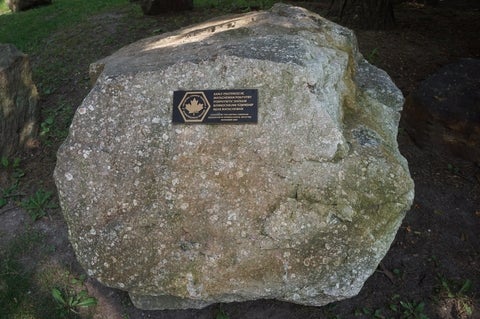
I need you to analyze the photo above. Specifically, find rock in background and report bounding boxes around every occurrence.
[55,4,414,310]
[402,58,480,165]
[0,43,39,158]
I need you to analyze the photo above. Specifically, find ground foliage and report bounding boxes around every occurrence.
[0,0,479,318]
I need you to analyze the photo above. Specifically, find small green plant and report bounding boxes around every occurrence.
[322,303,342,318]
[447,163,460,175]
[21,189,57,221]
[39,103,74,146]
[215,309,230,319]
[52,287,97,315]
[0,196,6,207]
[355,307,385,318]
[440,277,472,298]
[1,156,8,168]
[1,183,22,208]
[52,274,97,316]
[398,301,428,319]
[393,268,402,277]
[366,47,379,64]
[0,156,22,172]
[40,115,55,138]
[437,277,474,317]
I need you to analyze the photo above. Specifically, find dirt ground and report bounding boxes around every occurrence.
[1,1,479,318]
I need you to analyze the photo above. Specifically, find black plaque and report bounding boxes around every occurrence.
[172,89,258,124]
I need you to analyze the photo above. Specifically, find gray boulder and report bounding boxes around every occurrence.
[0,44,39,157]
[55,4,414,310]
[6,0,52,12]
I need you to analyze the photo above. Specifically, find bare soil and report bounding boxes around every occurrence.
[1,1,479,318]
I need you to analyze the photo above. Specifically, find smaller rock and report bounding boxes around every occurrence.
[140,0,193,15]
[402,59,480,164]
[0,44,39,157]
[6,0,51,12]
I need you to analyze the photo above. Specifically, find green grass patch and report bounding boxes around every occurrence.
[0,156,25,209]
[21,189,57,221]
[0,227,88,318]
[0,229,46,318]
[39,101,74,145]
[0,257,34,317]
[0,0,130,53]
[0,0,274,54]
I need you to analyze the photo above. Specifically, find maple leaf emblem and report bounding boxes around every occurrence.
[185,97,204,115]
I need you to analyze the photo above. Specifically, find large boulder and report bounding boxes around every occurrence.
[55,4,414,310]
[6,0,52,12]
[402,58,480,164]
[0,44,39,158]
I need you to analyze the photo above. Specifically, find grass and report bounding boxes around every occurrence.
[0,256,34,317]
[0,229,53,319]
[353,293,431,319]
[51,275,97,316]
[215,308,231,319]
[0,224,91,318]
[0,0,130,53]
[20,189,57,221]
[0,0,275,54]
[436,276,475,317]
[0,156,25,209]
[39,101,74,146]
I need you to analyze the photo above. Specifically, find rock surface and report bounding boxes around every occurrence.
[6,0,51,12]
[0,43,39,157]
[55,4,414,310]
[402,58,480,164]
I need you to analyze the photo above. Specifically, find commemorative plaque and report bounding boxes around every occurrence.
[172,89,258,124]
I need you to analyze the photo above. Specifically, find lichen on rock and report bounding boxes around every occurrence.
[54,3,414,310]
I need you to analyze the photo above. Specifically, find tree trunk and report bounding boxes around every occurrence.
[328,0,396,30]
[141,0,193,15]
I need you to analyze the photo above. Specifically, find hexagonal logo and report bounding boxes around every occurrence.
[177,91,211,123]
